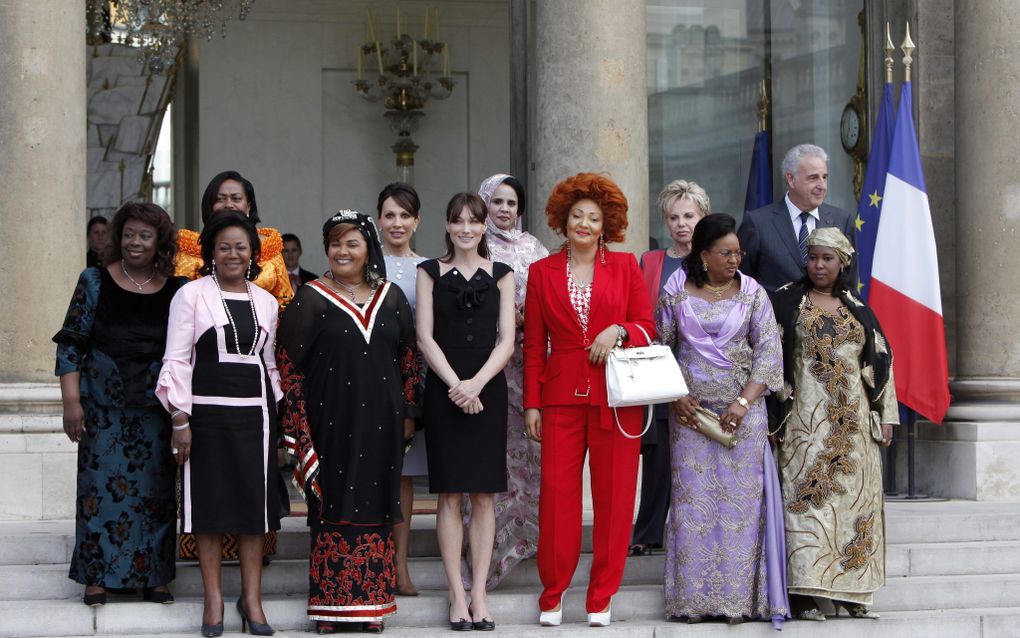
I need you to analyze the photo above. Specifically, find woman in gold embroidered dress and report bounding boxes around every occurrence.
[174,171,293,562]
[771,228,898,621]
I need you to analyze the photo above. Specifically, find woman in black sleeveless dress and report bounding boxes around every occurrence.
[417,193,515,630]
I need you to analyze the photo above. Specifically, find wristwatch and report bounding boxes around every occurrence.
[736,397,750,409]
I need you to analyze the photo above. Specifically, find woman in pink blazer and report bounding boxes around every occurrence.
[157,212,283,637]
[523,173,655,627]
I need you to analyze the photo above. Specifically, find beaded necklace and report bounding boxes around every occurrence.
[212,271,260,358]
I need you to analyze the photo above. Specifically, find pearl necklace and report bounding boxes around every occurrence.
[121,261,155,291]
[212,272,260,358]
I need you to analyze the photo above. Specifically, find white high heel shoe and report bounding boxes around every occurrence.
[587,603,611,627]
[539,594,564,627]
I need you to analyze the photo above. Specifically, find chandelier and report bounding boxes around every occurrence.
[353,7,455,184]
[87,0,255,73]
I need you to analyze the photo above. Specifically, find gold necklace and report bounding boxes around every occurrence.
[703,279,733,300]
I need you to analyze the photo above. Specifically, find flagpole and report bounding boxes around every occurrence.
[881,22,899,497]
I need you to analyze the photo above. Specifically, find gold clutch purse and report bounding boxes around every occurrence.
[693,407,737,449]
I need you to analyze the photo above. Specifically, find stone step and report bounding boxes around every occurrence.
[877,572,1020,612]
[4,594,1020,638]
[5,571,1020,636]
[13,534,1020,602]
[886,539,1020,577]
[0,551,669,601]
[6,501,1020,566]
[11,531,1020,602]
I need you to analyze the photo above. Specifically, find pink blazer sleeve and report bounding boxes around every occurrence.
[258,290,284,403]
[156,282,197,414]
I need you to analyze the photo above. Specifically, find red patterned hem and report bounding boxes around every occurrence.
[309,603,397,622]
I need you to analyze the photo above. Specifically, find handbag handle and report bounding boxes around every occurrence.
[627,323,652,346]
[613,405,653,439]
[612,323,656,439]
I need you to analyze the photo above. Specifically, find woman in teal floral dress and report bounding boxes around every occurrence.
[55,203,182,606]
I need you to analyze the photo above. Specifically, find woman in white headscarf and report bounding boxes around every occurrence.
[462,173,549,590]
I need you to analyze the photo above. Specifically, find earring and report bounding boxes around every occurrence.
[702,260,709,272]
[246,260,253,280]
[598,235,606,264]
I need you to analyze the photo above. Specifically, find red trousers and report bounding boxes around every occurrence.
[537,405,642,613]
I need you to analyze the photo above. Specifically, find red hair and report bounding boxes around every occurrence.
[544,173,629,243]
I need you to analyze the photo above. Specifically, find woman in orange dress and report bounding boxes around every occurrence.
[175,171,293,306]
[174,170,293,562]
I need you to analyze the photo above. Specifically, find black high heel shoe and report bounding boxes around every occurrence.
[201,602,224,637]
[82,588,107,607]
[236,598,275,636]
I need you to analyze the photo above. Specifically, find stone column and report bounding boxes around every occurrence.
[913,0,1020,500]
[532,0,649,255]
[0,0,87,382]
[0,0,86,519]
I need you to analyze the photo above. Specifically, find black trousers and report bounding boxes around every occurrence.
[630,416,670,546]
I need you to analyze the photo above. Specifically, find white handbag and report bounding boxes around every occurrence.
[606,325,689,439]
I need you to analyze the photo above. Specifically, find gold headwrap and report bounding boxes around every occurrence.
[806,227,854,267]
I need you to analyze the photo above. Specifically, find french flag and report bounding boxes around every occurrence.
[869,82,951,423]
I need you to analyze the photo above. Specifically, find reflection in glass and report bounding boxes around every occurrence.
[646,1,862,249]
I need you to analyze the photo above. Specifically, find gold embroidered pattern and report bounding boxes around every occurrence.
[840,513,875,571]
[788,305,866,514]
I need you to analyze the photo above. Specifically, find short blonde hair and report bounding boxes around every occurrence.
[657,179,710,220]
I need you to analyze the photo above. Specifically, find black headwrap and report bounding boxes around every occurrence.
[322,210,387,285]
[769,280,893,440]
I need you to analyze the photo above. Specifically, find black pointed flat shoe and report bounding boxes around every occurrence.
[142,587,175,604]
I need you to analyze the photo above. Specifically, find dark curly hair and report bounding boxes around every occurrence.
[544,173,628,243]
[104,202,178,278]
[683,213,737,287]
[200,170,259,225]
[376,182,421,218]
[440,192,490,262]
[198,211,263,280]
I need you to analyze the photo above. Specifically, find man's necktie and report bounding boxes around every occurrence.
[798,212,811,264]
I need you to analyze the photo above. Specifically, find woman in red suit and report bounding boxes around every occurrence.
[523,173,655,627]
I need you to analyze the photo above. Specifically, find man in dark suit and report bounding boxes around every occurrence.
[282,233,318,290]
[738,144,857,296]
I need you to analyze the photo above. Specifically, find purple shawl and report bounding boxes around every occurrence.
[660,267,762,369]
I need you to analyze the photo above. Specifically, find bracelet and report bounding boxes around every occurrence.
[170,409,186,419]
[172,422,190,431]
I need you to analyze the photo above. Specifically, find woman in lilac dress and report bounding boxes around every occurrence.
[461,173,549,591]
[655,214,788,628]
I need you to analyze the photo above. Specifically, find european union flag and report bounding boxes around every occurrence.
[856,83,896,300]
[743,130,773,213]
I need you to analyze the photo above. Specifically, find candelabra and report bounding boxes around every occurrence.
[353,7,455,184]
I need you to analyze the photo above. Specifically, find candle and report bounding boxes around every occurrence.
[412,41,418,76]
[357,47,363,80]
[443,44,450,77]
[424,7,430,40]
[366,8,377,42]
[434,8,440,41]
[396,6,401,38]
[376,41,384,74]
